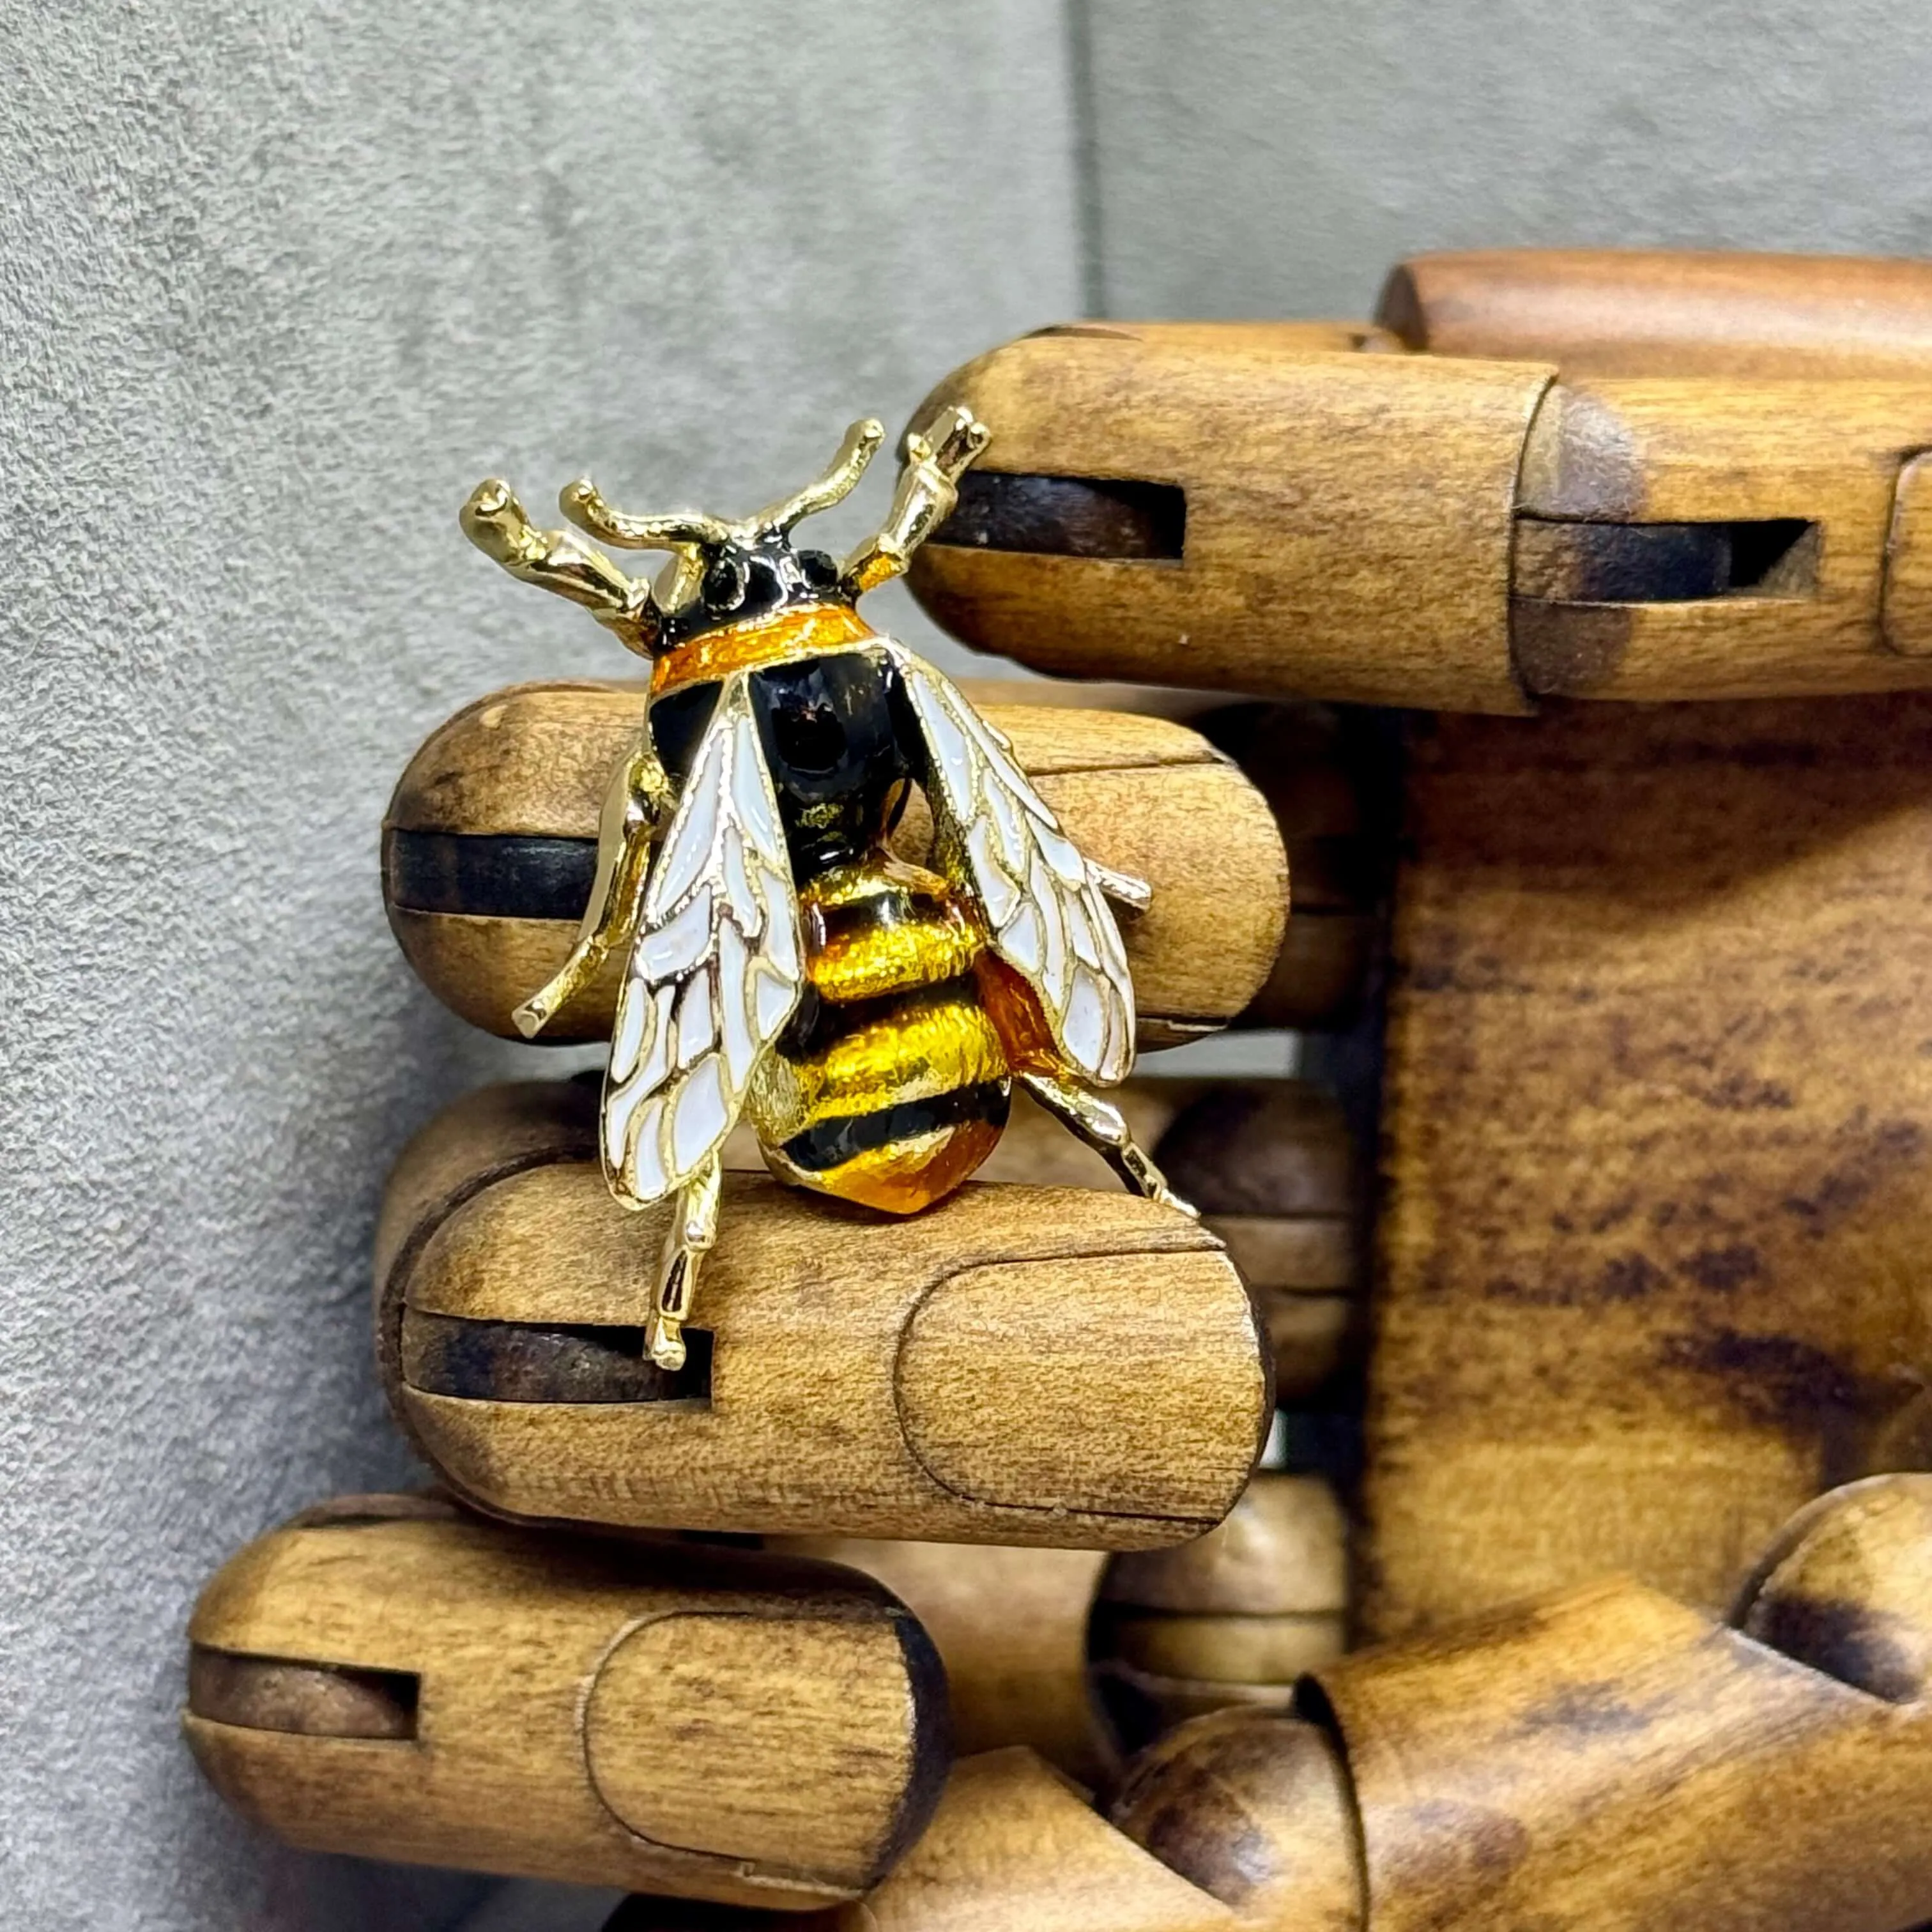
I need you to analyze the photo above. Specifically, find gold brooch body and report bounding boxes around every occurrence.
[463,408,1190,1367]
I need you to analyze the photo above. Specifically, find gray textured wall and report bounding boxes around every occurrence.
[0,6,1076,1927]
[1080,0,1932,318]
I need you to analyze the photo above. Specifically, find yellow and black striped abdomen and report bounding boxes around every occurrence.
[749,852,1011,1215]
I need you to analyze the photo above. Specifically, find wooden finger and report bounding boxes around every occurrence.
[906,310,1932,709]
[383,684,1287,1048]
[1111,1475,1932,1932]
[1199,704,1391,1035]
[379,1082,1271,1548]
[1379,248,1932,379]
[1514,372,1932,698]
[185,1500,948,1907]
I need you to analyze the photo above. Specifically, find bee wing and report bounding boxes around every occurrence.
[884,641,1137,1087]
[602,674,803,1205]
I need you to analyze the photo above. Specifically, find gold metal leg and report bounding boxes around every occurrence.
[647,1156,721,1370]
[511,741,670,1038]
[1018,1072,1198,1216]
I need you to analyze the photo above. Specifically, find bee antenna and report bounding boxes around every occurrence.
[751,419,886,537]
[560,478,732,553]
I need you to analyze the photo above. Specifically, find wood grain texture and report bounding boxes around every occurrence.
[1321,1496,1932,1931]
[383,683,1287,1048]
[1381,249,1932,379]
[1091,1475,1349,1753]
[773,1539,1112,1786]
[1156,1085,1364,1399]
[602,1480,1932,1932]
[372,1077,598,1300]
[185,1503,946,1906]
[602,1749,1242,1932]
[1110,1713,1363,1932]
[1369,697,1932,1638]
[906,331,1547,712]
[379,1081,1269,1548]
[1202,705,1388,1034]
[1514,374,1932,700]
[1109,1476,1932,1932]
[854,1749,1240,1932]
[903,298,1932,711]
[1736,1473,1932,1704]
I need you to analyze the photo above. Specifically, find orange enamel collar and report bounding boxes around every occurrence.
[650,602,874,699]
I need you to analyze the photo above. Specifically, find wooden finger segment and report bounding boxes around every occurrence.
[603,1749,1240,1932]
[1379,248,1932,379]
[772,1538,1114,1788]
[1153,1084,1364,1399]
[853,1749,1241,1932]
[1199,705,1390,1036]
[1737,1473,1932,1703]
[1091,1474,1349,1752]
[906,327,1548,712]
[1110,1713,1365,1932]
[379,1082,1270,1548]
[1514,374,1932,698]
[184,1498,947,1907]
[1318,1583,1932,1928]
[383,684,1287,1048]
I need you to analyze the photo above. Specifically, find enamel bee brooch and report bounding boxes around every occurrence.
[462,406,1190,1368]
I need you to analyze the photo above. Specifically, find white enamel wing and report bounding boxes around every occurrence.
[602,674,803,1206]
[883,640,1138,1086]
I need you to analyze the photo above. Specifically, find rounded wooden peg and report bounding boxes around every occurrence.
[379,1082,1272,1548]
[1379,248,1932,379]
[1735,1473,1932,1704]
[1091,1474,1349,1753]
[1109,1711,1364,1932]
[1153,1085,1362,1400]
[382,682,1287,1051]
[185,1498,948,1908]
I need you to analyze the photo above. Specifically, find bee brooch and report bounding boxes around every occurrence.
[462,406,1191,1368]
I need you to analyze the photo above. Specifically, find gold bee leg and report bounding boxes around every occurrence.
[510,742,670,1039]
[1018,1072,1198,1216]
[647,1155,721,1370]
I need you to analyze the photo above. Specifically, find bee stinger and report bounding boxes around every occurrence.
[460,405,1193,1370]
